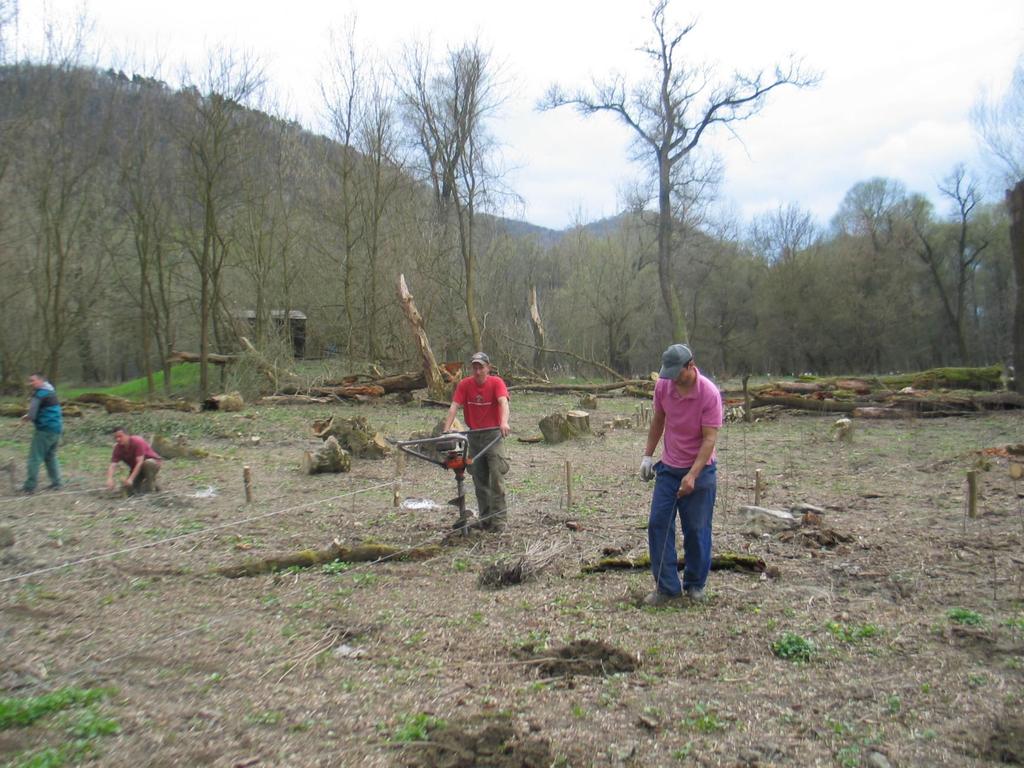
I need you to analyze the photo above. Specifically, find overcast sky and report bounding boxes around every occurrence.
[17,1,1024,230]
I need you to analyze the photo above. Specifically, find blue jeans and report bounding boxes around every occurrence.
[648,461,717,595]
[24,430,62,491]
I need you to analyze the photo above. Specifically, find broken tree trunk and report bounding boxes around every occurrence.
[398,274,450,401]
[581,551,766,574]
[216,540,442,578]
[528,286,547,373]
[302,436,351,474]
[539,413,571,444]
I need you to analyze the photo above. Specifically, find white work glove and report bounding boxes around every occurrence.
[639,455,656,481]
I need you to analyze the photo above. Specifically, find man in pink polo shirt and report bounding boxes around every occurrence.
[639,343,722,605]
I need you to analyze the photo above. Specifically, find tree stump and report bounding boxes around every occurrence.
[311,415,391,459]
[566,410,591,435]
[302,436,351,474]
[578,394,598,410]
[203,392,244,412]
[539,413,572,444]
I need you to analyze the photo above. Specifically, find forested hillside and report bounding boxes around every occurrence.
[0,56,1015,392]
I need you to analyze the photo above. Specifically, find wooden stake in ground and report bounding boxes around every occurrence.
[393,451,404,508]
[755,469,763,506]
[967,469,978,518]
[243,466,253,503]
[565,460,574,508]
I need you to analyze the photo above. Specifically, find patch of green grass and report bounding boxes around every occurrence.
[0,688,119,768]
[61,364,200,400]
[0,687,111,729]
[771,632,815,662]
[389,712,446,742]
[946,607,984,626]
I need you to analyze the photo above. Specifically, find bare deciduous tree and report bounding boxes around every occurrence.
[176,49,265,397]
[541,0,818,344]
[399,40,502,351]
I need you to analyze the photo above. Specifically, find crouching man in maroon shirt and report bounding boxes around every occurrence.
[106,427,163,494]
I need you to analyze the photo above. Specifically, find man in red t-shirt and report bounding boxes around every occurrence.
[106,427,163,494]
[442,352,511,531]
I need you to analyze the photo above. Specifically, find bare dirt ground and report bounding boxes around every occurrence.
[1,394,1023,767]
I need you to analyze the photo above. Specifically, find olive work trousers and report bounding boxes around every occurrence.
[467,430,509,529]
[24,430,62,492]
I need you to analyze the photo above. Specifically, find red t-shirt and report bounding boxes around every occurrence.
[452,375,509,429]
[111,435,162,467]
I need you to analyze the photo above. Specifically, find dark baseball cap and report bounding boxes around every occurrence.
[470,352,490,365]
[658,344,693,379]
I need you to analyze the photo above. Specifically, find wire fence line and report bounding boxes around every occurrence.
[0,480,397,586]
[3,481,522,696]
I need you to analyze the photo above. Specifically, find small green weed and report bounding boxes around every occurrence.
[771,632,814,662]
[826,621,881,643]
[321,560,352,575]
[684,703,724,733]
[246,710,283,726]
[946,608,984,626]
[390,712,446,742]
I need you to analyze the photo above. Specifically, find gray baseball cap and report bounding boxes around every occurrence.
[470,352,490,365]
[658,344,693,379]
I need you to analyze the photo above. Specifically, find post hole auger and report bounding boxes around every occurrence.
[391,428,503,534]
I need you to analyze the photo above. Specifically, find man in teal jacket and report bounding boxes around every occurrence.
[21,372,63,493]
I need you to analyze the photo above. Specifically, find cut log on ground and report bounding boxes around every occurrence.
[203,392,245,412]
[0,404,79,418]
[581,551,766,574]
[509,380,650,394]
[151,434,209,459]
[217,540,442,578]
[257,395,332,405]
[302,436,351,474]
[752,394,859,413]
[167,351,236,366]
[367,372,427,393]
[311,415,390,459]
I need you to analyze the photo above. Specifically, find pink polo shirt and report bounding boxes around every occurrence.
[653,369,723,469]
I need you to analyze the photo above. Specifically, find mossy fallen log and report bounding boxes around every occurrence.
[217,541,442,578]
[0,404,82,418]
[581,551,766,574]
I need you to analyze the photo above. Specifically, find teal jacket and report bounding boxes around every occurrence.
[29,382,63,434]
